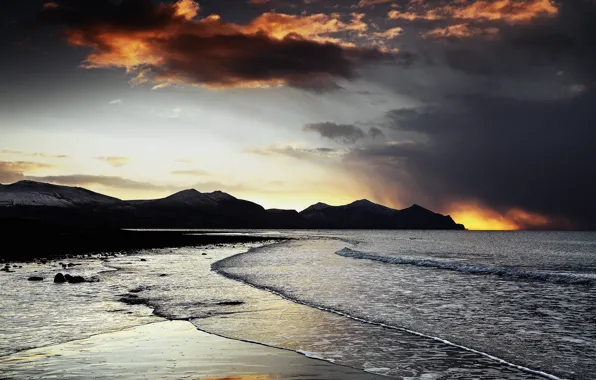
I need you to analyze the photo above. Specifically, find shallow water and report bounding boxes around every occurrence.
[214,231,596,380]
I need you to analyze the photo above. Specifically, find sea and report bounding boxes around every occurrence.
[1,230,595,380]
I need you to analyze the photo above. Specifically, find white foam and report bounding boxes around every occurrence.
[336,247,594,285]
[213,259,567,380]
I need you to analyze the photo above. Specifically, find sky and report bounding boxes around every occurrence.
[0,0,594,230]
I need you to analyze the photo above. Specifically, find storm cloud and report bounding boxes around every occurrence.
[346,88,596,229]
[37,0,389,89]
[335,0,596,229]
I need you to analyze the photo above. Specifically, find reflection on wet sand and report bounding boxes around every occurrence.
[201,375,278,380]
[0,321,384,380]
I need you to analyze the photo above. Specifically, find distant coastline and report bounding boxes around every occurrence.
[0,180,465,231]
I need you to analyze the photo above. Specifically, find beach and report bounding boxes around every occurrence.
[0,320,385,380]
[1,230,594,380]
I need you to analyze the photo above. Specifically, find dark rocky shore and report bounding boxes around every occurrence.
[0,218,284,262]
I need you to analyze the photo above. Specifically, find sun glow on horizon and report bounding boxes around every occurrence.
[448,202,552,230]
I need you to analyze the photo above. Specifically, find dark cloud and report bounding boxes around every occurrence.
[335,0,596,229]
[368,126,385,139]
[347,89,596,229]
[303,122,366,144]
[37,0,389,90]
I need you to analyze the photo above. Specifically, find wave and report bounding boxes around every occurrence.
[336,247,594,286]
[212,255,564,380]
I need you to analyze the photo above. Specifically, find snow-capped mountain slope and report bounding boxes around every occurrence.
[142,189,237,208]
[0,180,122,207]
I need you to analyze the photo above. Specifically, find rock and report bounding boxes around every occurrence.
[140,258,147,262]
[159,274,168,277]
[54,273,66,283]
[201,253,207,255]
[67,275,86,284]
[28,276,44,281]
[217,300,245,306]
[67,263,76,267]
[1,266,12,273]
[119,295,146,305]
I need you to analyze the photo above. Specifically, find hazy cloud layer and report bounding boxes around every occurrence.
[171,169,211,176]
[95,156,131,168]
[24,174,171,191]
[247,145,344,160]
[0,161,55,183]
[1,150,69,159]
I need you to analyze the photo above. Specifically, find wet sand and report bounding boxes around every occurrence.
[0,321,385,380]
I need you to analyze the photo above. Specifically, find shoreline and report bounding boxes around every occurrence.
[212,239,564,380]
[1,232,579,380]
[0,224,287,262]
[0,320,386,380]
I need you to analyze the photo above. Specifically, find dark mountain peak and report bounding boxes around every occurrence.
[9,180,58,189]
[172,188,202,196]
[157,188,216,206]
[405,203,428,210]
[205,190,236,202]
[302,202,331,213]
[401,204,434,214]
[13,180,38,186]
[350,199,374,206]
[346,199,397,216]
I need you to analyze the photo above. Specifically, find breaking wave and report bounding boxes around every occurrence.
[336,247,594,286]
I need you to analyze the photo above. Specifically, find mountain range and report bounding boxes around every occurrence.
[0,180,465,230]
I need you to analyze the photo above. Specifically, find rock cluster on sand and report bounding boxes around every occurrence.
[54,273,89,284]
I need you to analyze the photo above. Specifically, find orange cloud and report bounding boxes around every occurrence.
[39,0,387,90]
[389,0,558,23]
[451,0,558,23]
[423,23,499,39]
[174,0,200,20]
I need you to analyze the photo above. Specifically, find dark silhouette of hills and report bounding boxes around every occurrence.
[0,181,465,230]
[301,199,463,229]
